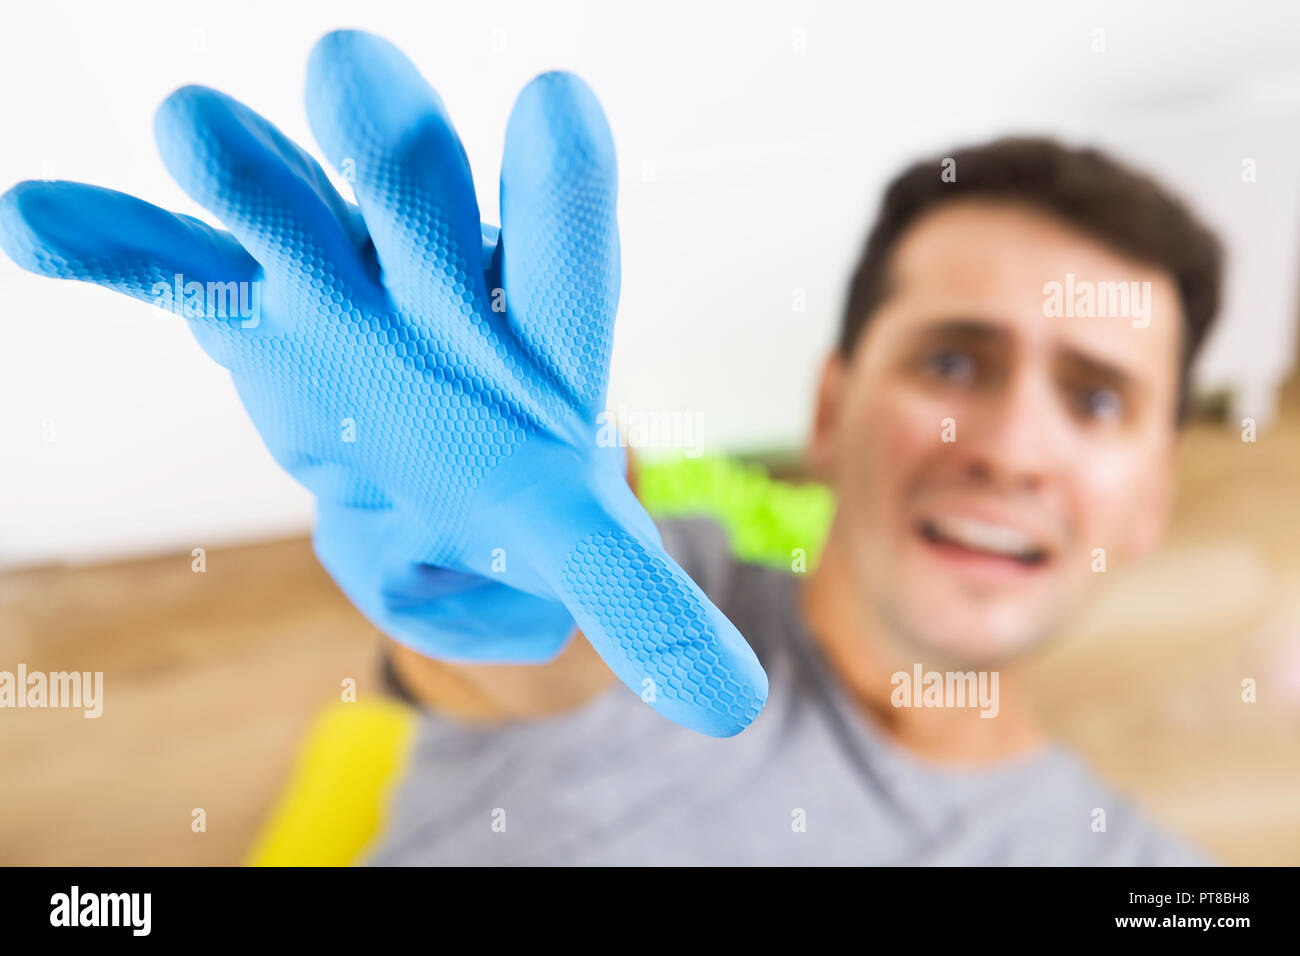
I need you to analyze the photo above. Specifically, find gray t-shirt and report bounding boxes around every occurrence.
[365,517,1211,866]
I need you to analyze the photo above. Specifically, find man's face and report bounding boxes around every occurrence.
[810,199,1183,665]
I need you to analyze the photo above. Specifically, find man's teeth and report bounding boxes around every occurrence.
[922,516,1045,562]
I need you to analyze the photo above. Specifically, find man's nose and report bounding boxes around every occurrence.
[955,371,1061,493]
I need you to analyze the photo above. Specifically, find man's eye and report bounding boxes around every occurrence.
[923,349,976,383]
[1077,386,1124,421]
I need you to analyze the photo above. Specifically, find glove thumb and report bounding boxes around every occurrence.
[464,437,769,737]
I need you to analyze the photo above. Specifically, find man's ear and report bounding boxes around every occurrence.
[806,350,848,480]
[1126,435,1180,559]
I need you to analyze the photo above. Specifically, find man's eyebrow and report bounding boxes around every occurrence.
[1056,346,1139,392]
[903,319,1012,345]
[907,322,1145,392]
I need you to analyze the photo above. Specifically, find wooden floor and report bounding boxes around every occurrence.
[3,386,1299,866]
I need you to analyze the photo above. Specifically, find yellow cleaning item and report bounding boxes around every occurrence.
[247,698,418,866]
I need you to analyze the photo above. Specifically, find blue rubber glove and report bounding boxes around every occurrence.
[0,30,767,736]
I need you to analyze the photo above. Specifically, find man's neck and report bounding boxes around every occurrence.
[800,528,1048,767]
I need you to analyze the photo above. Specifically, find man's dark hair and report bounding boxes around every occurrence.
[839,137,1223,421]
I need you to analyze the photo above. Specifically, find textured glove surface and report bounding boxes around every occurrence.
[0,30,767,736]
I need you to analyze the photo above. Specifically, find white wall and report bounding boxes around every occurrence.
[3,0,1299,567]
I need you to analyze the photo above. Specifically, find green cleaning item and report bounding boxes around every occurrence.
[638,456,833,571]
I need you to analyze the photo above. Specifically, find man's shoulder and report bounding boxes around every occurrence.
[656,515,738,598]
[1028,747,1215,866]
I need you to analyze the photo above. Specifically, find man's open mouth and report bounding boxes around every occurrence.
[917,515,1050,567]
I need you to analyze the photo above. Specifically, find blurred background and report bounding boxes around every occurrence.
[2,0,1299,864]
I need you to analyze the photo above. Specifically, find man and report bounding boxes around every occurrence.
[0,31,1218,864]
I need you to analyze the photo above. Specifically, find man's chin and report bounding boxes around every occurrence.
[882,600,1057,667]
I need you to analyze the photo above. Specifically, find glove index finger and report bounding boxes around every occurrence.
[500,71,620,417]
